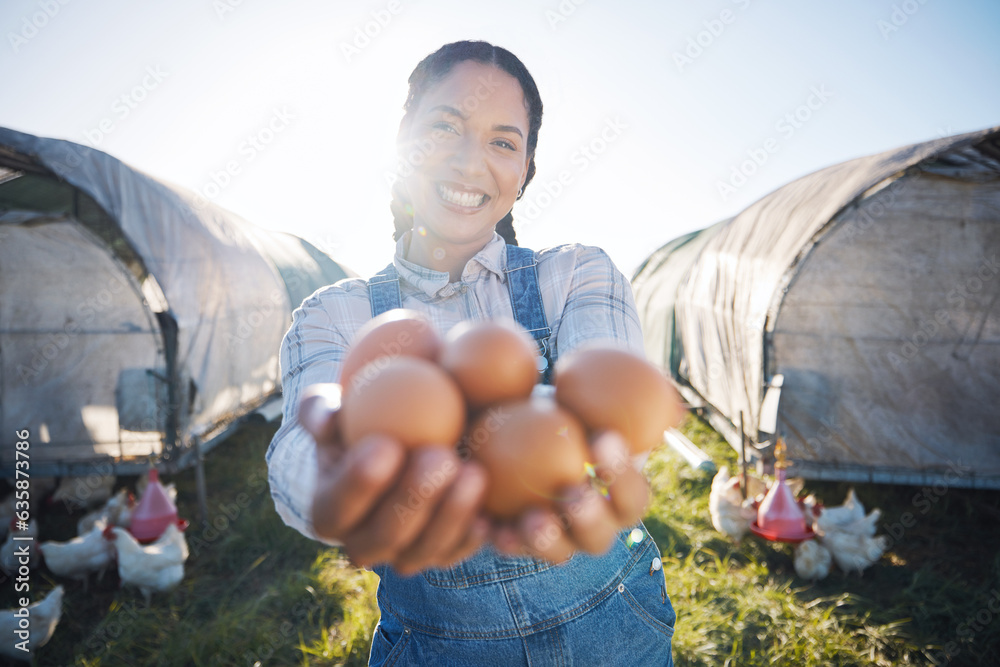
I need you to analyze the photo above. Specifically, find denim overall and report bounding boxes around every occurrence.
[365,245,675,666]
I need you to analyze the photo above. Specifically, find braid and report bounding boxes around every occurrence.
[390,180,413,242]
[495,213,517,245]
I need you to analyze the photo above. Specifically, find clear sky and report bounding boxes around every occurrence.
[2,0,998,278]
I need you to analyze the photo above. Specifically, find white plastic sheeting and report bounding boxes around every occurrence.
[0,127,351,474]
[0,216,164,461]
[635,126,1000,487]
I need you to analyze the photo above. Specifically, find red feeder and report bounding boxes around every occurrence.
[750,440,814,543]
[129,469,178,543]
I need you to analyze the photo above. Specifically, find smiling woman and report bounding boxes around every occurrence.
[266,40,676,666]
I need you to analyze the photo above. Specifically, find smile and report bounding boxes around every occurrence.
[437,184,489,209]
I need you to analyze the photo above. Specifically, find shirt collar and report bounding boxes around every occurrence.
[393,231,508,298]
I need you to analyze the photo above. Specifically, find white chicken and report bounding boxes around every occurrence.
[105,522,189,605]
[39,521,117,589]
[794,539,832,580]
[814,488,889,574]
[814,488,865,534]
[49,473,116,510]
[709,466,758,542]
[77,487,135,535]
[0,585,64,662]
[1,519,39,575]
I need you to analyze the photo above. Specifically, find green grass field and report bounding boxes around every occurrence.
[6,413,1000,666]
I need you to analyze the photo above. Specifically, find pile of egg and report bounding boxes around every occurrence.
[338,309,684,520]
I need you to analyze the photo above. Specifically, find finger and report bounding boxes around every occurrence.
[347,447,460,567]
[591,431,650,525]
[393,462,489,574]
[443,516,492,566]
[298,384,343,444]
[311,435,406,541]
[490,523,529,557]
[556,483,619,554]
[518,508,575,564]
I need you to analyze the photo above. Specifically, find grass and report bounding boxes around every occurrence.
[5,413,1000,666]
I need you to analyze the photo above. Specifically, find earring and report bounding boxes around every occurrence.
[517,187,523,199]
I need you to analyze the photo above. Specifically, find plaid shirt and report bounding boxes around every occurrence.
[266,232,644,543]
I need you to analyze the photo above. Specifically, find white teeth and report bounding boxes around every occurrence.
[438,184,486,208]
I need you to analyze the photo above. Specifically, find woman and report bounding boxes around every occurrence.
[267,40,675,665]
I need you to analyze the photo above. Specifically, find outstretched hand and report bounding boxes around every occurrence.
[300,384,490,575]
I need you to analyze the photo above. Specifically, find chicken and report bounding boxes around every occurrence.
[794,539,832,580]
[1,519,39,575]
[743,470,769,502]
[77,488,135,534]
[0,585,64,662]
[819,530,890,575]
[39,522,117,589]
[709,466,758,542]
[104,522,189,605]
[814,488,865,533]
[49,473,116,510]
[814,488,888,574]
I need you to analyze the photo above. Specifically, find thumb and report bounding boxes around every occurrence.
[298,384,342,444]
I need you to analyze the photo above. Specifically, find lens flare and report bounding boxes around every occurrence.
[584,461,611,499]
[415,225,427,236]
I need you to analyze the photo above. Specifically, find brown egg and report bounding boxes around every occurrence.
[440,320,539,411]
[341,356,466,449]
[466,396,589,520]
[340,309,441,392]
[554,346,684,455]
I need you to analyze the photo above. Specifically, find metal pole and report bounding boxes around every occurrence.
[740,412,748,500]
[193,436,209,526]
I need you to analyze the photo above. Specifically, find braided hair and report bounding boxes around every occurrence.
[391,41,544,246]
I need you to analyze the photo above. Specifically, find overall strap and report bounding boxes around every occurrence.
[504,245,554,383]
[367,263,402,318]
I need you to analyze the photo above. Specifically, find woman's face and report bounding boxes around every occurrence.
[398,61,530,252]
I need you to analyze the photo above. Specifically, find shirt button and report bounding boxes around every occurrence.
[460,285,468,293]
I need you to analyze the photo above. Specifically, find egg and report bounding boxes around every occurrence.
[439,320,539,411]
[554,346,684,455]
[340,356,466,449]
[340,309,442,392]
[466,396,589,520]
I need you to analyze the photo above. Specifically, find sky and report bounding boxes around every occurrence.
[2,0,998,279]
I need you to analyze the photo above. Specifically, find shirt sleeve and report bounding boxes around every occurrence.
[552,245,645,359]
[266,289,351,546]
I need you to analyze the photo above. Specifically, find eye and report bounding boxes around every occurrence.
[432,121,458,134]
[493,138,517,151]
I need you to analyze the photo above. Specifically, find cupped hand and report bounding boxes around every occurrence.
[300,384,490,575]
[491,430,649,563]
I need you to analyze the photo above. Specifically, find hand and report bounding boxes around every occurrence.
[491,430,649,563]
[300,384,490,575]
